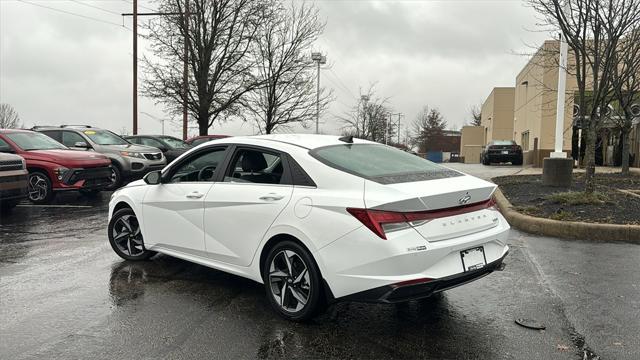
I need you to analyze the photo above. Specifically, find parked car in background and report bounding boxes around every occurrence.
[34,126,166,190]
[0,130,112,204]
[125,135,192,163]
[185,134,230,147]
[108,134,509,320]
[481,140,523,165]
[0,152,28,212]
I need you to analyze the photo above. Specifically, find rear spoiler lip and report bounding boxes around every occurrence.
[368,197,497,220]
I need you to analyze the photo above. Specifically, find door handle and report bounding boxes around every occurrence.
[259,193,285,201]
[186,191,204,199]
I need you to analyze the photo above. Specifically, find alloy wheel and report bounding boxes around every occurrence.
[111,214,145,257]
[268,250,311,313]
[28,173,49,202]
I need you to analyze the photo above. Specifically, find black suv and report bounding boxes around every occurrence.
[482,140,523,165]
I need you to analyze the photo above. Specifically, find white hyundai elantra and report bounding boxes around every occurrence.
[108,134,510,320]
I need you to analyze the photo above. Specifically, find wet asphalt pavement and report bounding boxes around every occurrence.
[1,166,639,359]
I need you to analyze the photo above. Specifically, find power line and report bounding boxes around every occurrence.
[121,0,156,12]
[69,0,121,16]
[328,68,357,99]
[17,0,130,30]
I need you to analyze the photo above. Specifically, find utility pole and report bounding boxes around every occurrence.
[311,52,326,134]
[123,3,192,139]
[132,0,138,135]
[182,0,189,140]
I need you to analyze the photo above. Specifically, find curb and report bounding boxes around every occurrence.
[494,188,640,243]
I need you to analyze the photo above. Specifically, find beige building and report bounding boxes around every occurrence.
[481,87,515,144]
[513,40,576,166]
[459,126,485,163]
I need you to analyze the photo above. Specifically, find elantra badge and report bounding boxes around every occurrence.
[458,192,471,205]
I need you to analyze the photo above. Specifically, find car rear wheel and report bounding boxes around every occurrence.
[108,208,155,261]
[263,241,325,321]
[28,171,54,204]
[482,157,491,166]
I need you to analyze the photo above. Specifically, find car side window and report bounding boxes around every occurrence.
[62,131,86,147]
[168,147,226,183]
[41,130,62,143]
[224,149,284,185]
[0,138,14,152]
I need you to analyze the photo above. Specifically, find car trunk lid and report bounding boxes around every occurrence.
[363,174,499,242]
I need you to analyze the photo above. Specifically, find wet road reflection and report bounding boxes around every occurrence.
[2,191,637,359]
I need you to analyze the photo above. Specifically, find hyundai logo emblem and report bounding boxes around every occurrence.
[458,192,471,205]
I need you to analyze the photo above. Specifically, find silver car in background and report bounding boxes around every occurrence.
[35,125,166,190]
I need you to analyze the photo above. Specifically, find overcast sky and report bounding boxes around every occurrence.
[0,0,549,139]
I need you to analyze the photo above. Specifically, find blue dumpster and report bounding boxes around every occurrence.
[426,151,443,163]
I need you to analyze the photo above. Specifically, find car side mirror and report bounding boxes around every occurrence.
[74,141,90,148]
[143,170,162,185]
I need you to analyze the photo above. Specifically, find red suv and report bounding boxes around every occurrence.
[0,129,113,204]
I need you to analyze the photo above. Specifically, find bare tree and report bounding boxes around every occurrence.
[0,104,21,129]
[339,86,394,143]
[529,0,640,193]
[142,0,264,135]
[243,1,330,134]
[411,106,447,153]
[610,26,640,175]
[469,105,482,126]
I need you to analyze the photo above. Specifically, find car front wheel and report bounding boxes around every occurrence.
[263,241,325,321]
[108,208,155,261]
[28,171,54,204]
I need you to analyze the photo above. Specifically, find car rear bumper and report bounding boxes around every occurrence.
[486,153,522,162]
[341,252,507,303]
[316,209,511,299]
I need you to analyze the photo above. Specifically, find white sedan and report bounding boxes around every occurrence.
[108,134,510,320]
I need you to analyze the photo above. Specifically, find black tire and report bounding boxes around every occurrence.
[105,164,123,191]
[512,157,523,166]
[482,157,491,166]
[27,171,55,204]
[108,208,155,261]
[263,240,325,321]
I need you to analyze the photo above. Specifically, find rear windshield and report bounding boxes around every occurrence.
[491,140,515,145]
[311,144,462,184]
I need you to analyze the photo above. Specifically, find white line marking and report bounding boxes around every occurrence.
[16,204,93,208]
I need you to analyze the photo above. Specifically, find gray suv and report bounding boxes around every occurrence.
[35,126,166,190]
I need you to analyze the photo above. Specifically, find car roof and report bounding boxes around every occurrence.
[223,134,373,150]
[0,129,35,134]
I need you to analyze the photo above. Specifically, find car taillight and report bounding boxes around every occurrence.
[347,197,498,240]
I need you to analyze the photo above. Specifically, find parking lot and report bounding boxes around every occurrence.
[1,164,638,360]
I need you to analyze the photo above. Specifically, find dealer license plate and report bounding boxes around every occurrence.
[461,247,487,272]
[501,150,509,154]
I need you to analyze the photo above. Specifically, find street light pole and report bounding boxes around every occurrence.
[311,52,326,134]
[132,0,138,135]
[360,95,369,138]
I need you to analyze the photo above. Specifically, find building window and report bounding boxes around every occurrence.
[521,131,530,150]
